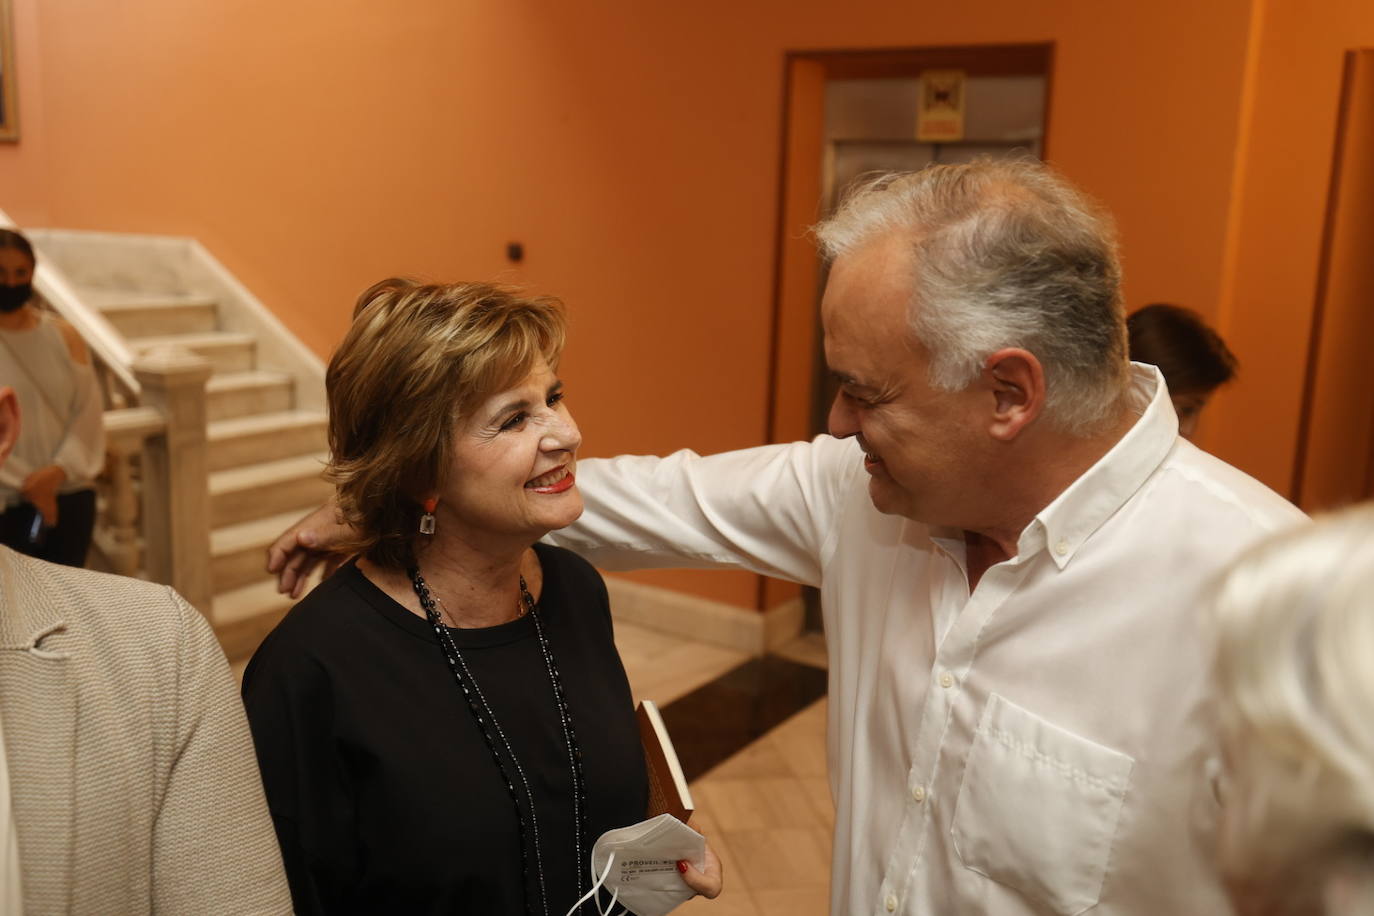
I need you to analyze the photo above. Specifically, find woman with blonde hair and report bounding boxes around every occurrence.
[1212,502,1374,914]
[243,279,719,914]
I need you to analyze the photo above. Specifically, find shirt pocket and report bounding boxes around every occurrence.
[951,692,1135,915]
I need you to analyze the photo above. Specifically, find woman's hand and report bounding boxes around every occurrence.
[678,843,723,899]
[21,465,65,526]
[265,499,352,598]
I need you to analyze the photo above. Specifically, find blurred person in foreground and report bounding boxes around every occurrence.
[1212,502,1374,916]
[0,228,105,566]
[1127,302,1238,440]
[242,279,720,915]
[268,160,1303,914]
[0,383,291,913]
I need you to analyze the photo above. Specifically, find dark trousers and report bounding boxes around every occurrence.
[0,488,98,568]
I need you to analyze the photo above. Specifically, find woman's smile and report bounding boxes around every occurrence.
[526,465,575,493]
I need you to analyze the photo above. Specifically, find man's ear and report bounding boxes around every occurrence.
[0,387,18,467]
[983,349,1045,441]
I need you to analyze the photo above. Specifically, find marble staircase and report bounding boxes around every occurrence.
[107,288,325,659]
[27,230,329,663]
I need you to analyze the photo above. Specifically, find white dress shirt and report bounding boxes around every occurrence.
[551,366,1306,915]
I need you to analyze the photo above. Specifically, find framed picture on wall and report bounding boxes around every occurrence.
[0,0,17,142]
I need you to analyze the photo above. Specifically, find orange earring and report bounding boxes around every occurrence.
[419,498,437,535]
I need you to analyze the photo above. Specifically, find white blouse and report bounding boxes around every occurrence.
[0,312,105,505]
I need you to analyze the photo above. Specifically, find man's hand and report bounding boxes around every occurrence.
[678,843,723,899]
[21,465,65,526]
[265,500,352,599]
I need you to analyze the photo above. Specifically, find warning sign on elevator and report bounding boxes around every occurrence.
[917,70,966,142]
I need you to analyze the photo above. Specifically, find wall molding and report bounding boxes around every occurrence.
[604,575,804,656]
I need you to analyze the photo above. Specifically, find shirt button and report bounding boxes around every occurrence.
[1054,539,1069,556]
[911,785,926,803]
[885,894,898,912]
[939,672,955,689]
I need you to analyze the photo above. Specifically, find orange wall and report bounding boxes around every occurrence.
[1204,1,1374,497]
[3,0,1329,607]
[1294,50,1374,510]
[0,0,51,223]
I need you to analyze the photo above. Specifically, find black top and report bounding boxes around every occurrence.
[242,544,648,915]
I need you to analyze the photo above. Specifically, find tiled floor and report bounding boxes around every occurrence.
[616,630,832,916]
[677,697,832,916]
[770,631,828,670]
[615,621,752,706]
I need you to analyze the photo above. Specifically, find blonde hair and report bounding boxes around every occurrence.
[326,278,567,569]
[815,158,1129,436]
[1212,503,1374,914]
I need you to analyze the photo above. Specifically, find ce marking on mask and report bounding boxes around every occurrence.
[581,814,704,915]
[617,859,680,883]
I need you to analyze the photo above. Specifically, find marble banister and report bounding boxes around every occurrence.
[99,406,166,578]
[132,347,214,614]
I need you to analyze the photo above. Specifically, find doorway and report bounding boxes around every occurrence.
[1291,48,1374,512]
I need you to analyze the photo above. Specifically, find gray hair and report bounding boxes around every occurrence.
[815,158,1129,435]
[1211,503,1374,913]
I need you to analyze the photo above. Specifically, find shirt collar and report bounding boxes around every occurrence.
[1031,363,1179,570]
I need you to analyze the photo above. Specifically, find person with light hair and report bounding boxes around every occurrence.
[270,159,1304,914]
[1212,502,1374,915]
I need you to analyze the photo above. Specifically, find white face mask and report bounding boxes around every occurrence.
[564,814,706,916]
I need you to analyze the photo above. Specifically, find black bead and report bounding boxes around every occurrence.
[409,564,588,916]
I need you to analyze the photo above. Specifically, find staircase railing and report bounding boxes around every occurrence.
[97,350,213,613]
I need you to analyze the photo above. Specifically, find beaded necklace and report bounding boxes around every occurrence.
[408,566,590,916]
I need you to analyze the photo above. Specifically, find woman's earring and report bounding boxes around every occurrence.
[419,498,437,535]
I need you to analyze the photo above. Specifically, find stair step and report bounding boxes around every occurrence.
[210,452,331,528]
[211,578,295,663]
[82,289,218,337]
[211,508,322,593]
[206,370,293,421]
[208,409,328,471]
[129,331,256,373]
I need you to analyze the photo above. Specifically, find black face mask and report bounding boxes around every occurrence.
[0,283,33,313]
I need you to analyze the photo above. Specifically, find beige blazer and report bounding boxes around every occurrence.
[0,547,292,914]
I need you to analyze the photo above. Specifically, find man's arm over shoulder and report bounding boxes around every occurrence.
[152,589,293,914]
[550,436,861,586]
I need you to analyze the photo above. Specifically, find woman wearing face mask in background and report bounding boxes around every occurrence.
[0,229,105,566]
[243,279,721,915]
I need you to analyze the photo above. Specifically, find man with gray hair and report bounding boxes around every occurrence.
[270,159,1303,914]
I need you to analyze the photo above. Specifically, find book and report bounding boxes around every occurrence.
[636,700,694,822]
